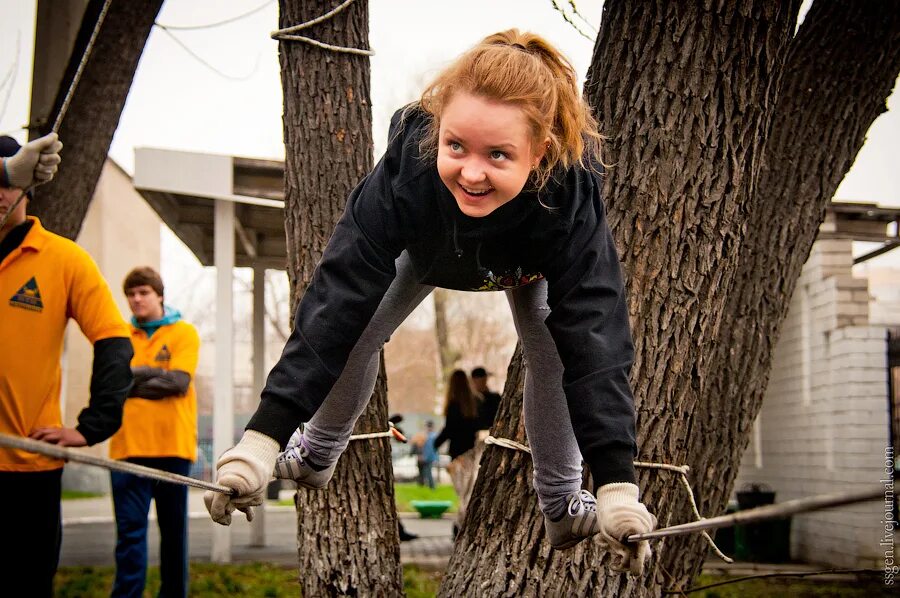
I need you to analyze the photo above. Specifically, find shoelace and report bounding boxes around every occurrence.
[276,434,307,465]
[568,489,598,516]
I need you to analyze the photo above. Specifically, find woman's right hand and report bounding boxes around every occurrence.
[204,430,280,526]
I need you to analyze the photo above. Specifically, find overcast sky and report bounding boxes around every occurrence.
[1,0,898,270]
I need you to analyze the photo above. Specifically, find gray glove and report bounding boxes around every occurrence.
[3,133,63,188]
[204,430,280,526]
[596,482,657,575]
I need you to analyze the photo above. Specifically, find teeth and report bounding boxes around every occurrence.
[462,186,492,196]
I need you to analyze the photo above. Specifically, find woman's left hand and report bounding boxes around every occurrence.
[596,482,657,575]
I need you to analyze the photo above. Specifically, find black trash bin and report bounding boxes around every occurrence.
[734,483,791,563]
[267,479,282,500]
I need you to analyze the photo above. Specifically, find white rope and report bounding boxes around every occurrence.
[484,435,732,562]
[0,433,233,494]
[0,0,113,231]
[349,421,407,442]
[270,0,374,56]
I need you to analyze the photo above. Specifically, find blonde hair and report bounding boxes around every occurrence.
[419,29,603,189]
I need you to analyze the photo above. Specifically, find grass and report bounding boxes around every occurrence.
[56,563,440,597]
[277,483,459,513]
[394,483,458,513]
[56,565,892,597]
[686,573,894,597]
[61,490,103,500]
[56,563,297,598]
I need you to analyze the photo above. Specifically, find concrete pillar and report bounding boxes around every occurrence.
[211,198,234,563]
[250,264,266,546]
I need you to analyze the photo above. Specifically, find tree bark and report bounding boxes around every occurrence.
[278,1,403,595]
[686,1,900,586]
[445,1,900,595]
[29,0,163,239]
[433,288,459,396]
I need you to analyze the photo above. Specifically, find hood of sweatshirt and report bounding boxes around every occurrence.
[132,305,182,338]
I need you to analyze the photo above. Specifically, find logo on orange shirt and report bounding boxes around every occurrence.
[9,276,43,312]
[154,345,171,364]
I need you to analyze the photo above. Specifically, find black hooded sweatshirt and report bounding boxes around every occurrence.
[248,107,637,487]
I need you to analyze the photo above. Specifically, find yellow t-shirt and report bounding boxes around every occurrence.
[108,319,199,461]
[0,217,130,471]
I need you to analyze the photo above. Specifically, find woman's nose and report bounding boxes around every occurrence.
[459,158,486,183]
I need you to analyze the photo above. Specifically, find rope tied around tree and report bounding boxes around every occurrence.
[270,0,374,56]
[483,434,732,562]
[484,435,883,562]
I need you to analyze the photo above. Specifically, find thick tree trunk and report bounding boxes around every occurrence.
[29,0,163,239]
[441,2,800,596]
[444,1,900,595]
[686,1,900,586]
[278,1,403,595]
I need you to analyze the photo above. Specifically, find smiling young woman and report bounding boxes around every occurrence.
[206,29,656,574]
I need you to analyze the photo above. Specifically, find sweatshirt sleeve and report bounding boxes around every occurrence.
[542,169,637,488]
[246,111,415,447]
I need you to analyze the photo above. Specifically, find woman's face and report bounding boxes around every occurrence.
[437,92,545,218]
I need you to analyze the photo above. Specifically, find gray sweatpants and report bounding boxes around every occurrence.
[301,251,583,517]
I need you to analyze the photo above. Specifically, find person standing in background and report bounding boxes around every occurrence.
[434,370,480,532]
[471,367,501,432]
[0,134,133,598]
[109,267,200,598]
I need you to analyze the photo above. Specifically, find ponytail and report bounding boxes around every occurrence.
[420,29,603,189]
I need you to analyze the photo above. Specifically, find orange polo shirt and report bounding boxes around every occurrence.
[108,319,199,461]
[0,217,130,471]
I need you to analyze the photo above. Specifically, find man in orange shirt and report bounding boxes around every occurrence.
[110,267,199,598]
[0,135,133,597]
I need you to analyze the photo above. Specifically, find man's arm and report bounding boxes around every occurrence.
[128,366,190,399]
[34,336,134,446]
[75,337,134,445]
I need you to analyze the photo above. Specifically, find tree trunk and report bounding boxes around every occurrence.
[685,1,900,586]
[433,288,459,397]
[441,2,802,596]
[29,0,163,239]
[444,1,900,595]
[278,1,403,595]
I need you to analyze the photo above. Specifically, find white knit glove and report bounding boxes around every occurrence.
[4,133,63,188]
[596,482,657,575]
[204,430,280,526]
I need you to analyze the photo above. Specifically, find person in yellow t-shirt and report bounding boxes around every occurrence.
[109,266,199,598]
[0,135,133,598]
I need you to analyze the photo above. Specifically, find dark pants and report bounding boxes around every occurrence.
[111,457,191,598]
[0,468,62,598]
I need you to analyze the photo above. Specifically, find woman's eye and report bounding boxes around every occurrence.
[449,141,462,152]
[490,150,507,161]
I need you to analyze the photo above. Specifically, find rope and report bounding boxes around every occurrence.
[0,420,405,496]
[628,485,883,543]
[0,433,233,494]
[350,421,407,443]
[0,0,113,231]
[270,0,374,56]
[484,434,730,560]
[482,436,870,561]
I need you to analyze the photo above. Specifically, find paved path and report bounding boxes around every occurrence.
[60,489,453,568]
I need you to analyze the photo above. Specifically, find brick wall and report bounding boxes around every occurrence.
[734,238,891,567]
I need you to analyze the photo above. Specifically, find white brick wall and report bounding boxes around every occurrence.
[734,238,891,568]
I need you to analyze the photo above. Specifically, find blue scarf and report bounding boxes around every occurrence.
[132,305,181,338]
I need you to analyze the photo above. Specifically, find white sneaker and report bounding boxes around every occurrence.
[273,429,336,489]
[545,489,602,550]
